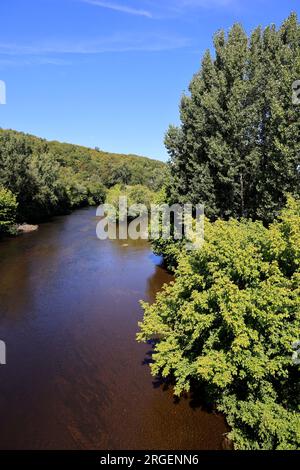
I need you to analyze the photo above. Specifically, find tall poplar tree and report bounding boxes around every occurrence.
[166,13,300,222]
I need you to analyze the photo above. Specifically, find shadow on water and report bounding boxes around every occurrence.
[142,342,221,414]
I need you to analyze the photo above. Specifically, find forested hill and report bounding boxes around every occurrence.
[0,128,166,225]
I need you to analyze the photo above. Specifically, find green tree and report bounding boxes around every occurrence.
[0,186,18,234]
[105,184,156,219]
[26,152,66,219]
[165,14,300,222]
[86,177,106,205]
[138,197,300,449]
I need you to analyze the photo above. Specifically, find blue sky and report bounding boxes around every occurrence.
[0,0,299,160]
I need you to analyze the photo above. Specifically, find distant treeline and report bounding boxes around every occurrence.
[0,128,166,230]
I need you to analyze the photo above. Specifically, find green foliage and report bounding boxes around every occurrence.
[86,177,107,205]
[138,197,300,449]
[0,128,164,224]
[105,184,156,218]
[165,13,300,222]
[44,136,166,192]
[0,186,18,234]
[105,184,124,209]
[126,184,156,209]
[58,169,107,208]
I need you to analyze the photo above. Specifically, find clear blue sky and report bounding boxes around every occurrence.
[0,0,299,160]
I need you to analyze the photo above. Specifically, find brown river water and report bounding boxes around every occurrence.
[0,207,227,450]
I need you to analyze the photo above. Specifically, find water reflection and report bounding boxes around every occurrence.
[0,208,227,450]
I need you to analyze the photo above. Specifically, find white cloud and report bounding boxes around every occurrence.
[0,32,190,59]
[83,0,153,17]
[177,0,234,5]
[0,57,71,68]
[156,0,236,17]
[81,0,237,19]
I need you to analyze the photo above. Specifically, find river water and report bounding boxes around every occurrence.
[0,207,226,450]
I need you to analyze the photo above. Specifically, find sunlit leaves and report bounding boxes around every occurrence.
[138,197,300,449]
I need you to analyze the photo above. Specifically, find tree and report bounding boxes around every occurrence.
[105,184,156,218]
[86,177,107,205]
[26,152,66,219]
[138,197,300,449]
[0,187,18,234]
[165,14,300,222]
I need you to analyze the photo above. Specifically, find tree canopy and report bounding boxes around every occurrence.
[165,13,300,223]
[0,186,18,234]
[138,197,300,449]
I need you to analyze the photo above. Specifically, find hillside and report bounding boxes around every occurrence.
[0,128,167,224]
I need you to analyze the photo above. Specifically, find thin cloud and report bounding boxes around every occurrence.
[0,33,190,58]
[83,0,153,18]
[0,57,71,68]
[116,0,237,19]
[80,0,236,19]
[178,0,234,5]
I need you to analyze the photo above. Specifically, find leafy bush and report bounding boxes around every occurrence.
[127,184,156,209]
[0,186,18,234]
[105,184,157,218]
[138,197,300,449]
[86,178,107,205]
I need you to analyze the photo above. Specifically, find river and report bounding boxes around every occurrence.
[0,207,226,450]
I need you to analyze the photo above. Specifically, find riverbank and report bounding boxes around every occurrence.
[17,223,39,233]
